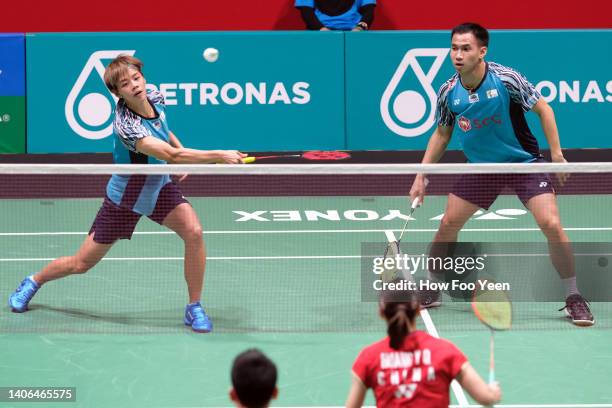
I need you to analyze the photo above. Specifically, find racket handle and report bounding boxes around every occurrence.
[410,178,429,209]
[489,331,496,384]
[243,157,256,164]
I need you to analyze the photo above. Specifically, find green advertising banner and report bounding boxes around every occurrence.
[0,33,26,153]
[27,32,345,153]
[0,97,25,154]
[25,30,612,153]
[345,30,612,150]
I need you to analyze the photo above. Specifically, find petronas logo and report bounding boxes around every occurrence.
[65,50,135,140]
[380,48,449,137]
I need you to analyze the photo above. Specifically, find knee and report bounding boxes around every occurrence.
[181,224,203,243]
[539,216,562,234]
[439,215,464,232]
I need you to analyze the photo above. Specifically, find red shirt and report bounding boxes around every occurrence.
[352,330,467,408]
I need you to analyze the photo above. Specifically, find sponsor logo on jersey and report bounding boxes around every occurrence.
[458,116,471,132]
[473,115,502,129]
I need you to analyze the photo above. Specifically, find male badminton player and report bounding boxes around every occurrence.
[9,55,246,333]
[409,22,594,326]
[346,288,501,407]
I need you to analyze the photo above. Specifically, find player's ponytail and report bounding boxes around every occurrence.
[381,288,419,350]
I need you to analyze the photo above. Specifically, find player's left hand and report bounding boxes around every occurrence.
[552,155,569,186]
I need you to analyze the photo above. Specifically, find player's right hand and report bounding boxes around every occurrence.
[488,382,502,404]
[552,155,570,186]
[409,174,428,205]
[218,150,248,164]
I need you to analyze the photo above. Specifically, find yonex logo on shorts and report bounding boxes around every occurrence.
[380,48,449,138]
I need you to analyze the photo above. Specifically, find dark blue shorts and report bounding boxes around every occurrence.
[89,182,190,244]
[451,169,554,210]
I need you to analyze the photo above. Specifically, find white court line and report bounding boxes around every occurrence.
[207,405,612,408]
[473,406,612,408]
[0,255,362,262]
[383,230,469,407]
[485,253,612,257]
[3,252,611,262]
[0,227,612,236]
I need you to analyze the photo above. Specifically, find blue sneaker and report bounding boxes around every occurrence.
[9,276,40,313]
[184,302,213,333]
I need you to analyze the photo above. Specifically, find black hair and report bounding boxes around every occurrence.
[380,286,419,350]
[451,22,489,47]
[231,349,277,408]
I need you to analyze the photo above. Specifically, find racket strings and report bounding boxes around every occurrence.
[472,288,512,331]
[247,151,351,162]
[382,240,402,282]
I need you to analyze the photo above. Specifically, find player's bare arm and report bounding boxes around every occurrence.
[168,131,184,149]
[456,362,502,406]
[344,374,367,408]
[531,99,565,163]
[531,99,569,184]
[136,136,246,164]
[167,131,188,182]
[410,125,453,203]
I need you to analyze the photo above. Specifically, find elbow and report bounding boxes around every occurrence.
[535,99,554,118]
[540,103,554,117]
[474,389,500,406]
[438,133,452,148]
[478,396,499,406]
[166,148,184,164]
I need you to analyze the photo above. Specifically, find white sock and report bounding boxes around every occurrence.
[28,275,40,287]
[562,277,579,297]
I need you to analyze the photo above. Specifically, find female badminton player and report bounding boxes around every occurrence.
[9,55,246,333]
[346,287,501,407]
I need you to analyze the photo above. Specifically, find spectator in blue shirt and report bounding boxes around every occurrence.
[295,0,376,31]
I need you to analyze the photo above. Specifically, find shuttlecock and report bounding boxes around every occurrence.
[203,48,219,63]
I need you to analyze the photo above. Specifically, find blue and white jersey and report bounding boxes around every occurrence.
[295,0,376,30]
[106,89,171,216]
[436,62,543,163]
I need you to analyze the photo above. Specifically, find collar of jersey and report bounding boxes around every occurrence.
[459,61,489,94]
[125,97,160,121]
